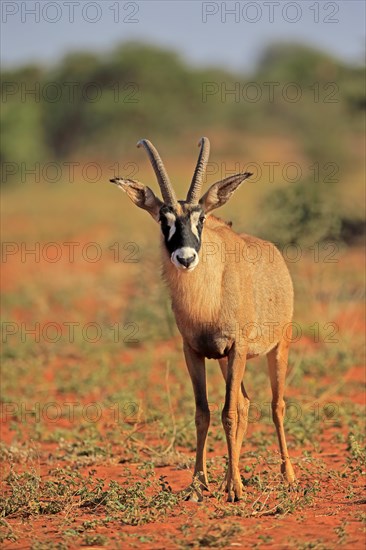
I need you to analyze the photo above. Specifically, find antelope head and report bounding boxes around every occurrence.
[111,138,252,272]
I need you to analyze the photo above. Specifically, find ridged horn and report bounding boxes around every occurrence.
[137,139,178,206]
[186,137,210,203]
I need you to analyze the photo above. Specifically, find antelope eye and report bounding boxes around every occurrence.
[199,215,206,224]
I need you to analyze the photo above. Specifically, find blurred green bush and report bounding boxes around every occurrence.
[2,41,364,162]
[1,41,364,244]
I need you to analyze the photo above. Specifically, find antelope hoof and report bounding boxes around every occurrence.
[233,479,244,502]
[281,462,296,484]
[224,473,244,502]
[186,488,203,502]
[182,484,205,502]
[182,474,209,502]
[220,471,244,502]
[227,483,243,502]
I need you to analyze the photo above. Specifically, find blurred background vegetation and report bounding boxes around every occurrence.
[1,41,365,245]
[2,37,365,548]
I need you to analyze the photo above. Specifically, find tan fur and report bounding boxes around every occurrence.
[112,140,295,502]
[161,214,295,501]
[162,215,293,359]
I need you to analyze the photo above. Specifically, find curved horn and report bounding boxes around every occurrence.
[137,139,178,206]
[186,137,210,203]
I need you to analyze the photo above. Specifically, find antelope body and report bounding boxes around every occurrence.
[111,138,295,502]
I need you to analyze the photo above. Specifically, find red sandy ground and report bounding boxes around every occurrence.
[1,437,365,548]
[1,247,365,549]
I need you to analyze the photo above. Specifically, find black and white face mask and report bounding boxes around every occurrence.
[159,204,206,271]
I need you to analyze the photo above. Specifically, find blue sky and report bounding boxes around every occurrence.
[1,1,365,72]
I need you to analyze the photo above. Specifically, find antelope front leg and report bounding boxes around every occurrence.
[183,341,210,500]
[219,358,249,494]
[222,344,247,502]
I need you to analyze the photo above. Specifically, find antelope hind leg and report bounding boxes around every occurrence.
[267,338,295,483]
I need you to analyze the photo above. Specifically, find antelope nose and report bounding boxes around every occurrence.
[177,255,196,268]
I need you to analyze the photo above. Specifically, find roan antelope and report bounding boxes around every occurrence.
[111,138,295,502]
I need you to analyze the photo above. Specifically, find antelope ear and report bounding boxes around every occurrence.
[110,178,164,221]
[199,172,252,213]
